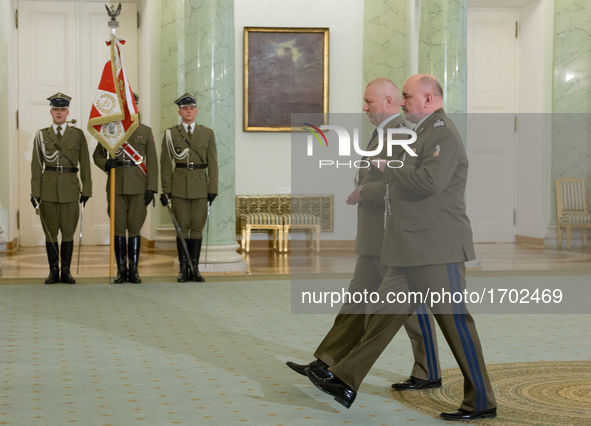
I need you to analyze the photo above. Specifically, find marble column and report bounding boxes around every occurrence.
[363,0,409,88]
[161,0,244,268]
[418,0,467,114]
[550,0,591,227]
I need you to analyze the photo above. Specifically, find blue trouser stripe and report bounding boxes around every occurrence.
[446,263,487,411]
[415,303,438,381]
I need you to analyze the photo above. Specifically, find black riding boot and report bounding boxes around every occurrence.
[60,241,76,284]
[190,238,205,282]
[128,236,142,284]
[45,241,60,284]
[114,236,127,284]
[176,237,189,283]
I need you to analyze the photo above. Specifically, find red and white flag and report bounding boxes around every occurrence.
[88,38,138,155]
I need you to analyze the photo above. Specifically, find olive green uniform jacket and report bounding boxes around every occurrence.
[93,123,158,194]
[31,125,92,203]
[355,114,408,256]
[381,109,476,266]
[160,123,218,199]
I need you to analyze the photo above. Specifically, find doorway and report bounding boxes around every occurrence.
[17,1,138,246]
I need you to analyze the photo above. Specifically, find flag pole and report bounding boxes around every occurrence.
[109,166,116,282]
[89,3,138,282]
[108,9,118,283]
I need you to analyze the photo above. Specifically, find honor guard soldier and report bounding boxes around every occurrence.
[93,93,158,284]
[160,92,218,282]
[30,93,92,284]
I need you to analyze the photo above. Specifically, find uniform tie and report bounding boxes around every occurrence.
[56,126,62,142]
[187,125,192,139]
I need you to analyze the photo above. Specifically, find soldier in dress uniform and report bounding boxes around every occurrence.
[160,92,218,282]
[30,93,92,284]
[93,93,158,284]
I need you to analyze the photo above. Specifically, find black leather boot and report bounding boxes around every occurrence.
[45,241,60,284]
[60,241,76,284]
[127,236,142,284]
[186,238,194,281]
[114,236,127,284]
[190,238,205,282]
[176,237,189,283]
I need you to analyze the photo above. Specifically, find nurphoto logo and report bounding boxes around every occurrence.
[303,123,417,169]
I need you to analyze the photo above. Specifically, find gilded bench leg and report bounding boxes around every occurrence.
[246,226,252,252]
[315,225,321,251]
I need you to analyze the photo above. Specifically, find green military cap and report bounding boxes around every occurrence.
[174,92,197,107]
[47,92,72,108]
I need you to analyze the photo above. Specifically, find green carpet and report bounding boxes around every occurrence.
[0,276,589,425]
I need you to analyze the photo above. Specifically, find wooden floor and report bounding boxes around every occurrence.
[1,242,591,280]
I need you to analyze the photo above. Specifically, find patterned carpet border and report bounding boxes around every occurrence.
[390,360,591,425]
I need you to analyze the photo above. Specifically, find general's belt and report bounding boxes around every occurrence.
[44,166,79,173]
[175,163,207,170]
[116,160,138,168]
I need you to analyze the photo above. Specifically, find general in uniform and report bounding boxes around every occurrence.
[93,93,158,284]
[160,92,218,282]
[30,93,92,284]
[306,75,497,421]
[286,78,441,392]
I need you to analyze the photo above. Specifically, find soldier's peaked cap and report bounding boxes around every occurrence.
[174,92,197,107]
[48,92,72,108]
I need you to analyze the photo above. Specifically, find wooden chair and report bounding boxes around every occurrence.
[556,178,591,249]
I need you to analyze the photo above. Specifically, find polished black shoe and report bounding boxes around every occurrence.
[306,369,356,409]
[391,376,442,391]
[440,407,497,421]
[286,359,332,378]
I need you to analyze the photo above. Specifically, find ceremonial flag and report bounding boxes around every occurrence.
[88,38,138,155]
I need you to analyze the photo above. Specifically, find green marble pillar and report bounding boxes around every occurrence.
[550,0,591,226]
[418,0,467,113]
[161,0,243,266]
[363,0,409,88]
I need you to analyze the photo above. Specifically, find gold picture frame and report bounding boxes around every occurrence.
[243,27,329,132]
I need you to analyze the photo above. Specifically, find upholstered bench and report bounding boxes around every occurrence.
[236,194,333,252]
[239,213,284,253]
[281,213,321,252]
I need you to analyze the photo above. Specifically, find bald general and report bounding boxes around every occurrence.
[401,74,444,123]
[367,77,401,106]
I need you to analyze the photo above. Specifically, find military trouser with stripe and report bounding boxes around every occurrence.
[328,263,496,412]
[314,255,441,382]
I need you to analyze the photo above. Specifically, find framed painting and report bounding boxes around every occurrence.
[243,27,329,132]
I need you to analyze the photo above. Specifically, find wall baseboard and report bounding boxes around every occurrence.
[515,235,544,246]
[140,236,155,249]
[244,239,356,251]
[5,237,18,251]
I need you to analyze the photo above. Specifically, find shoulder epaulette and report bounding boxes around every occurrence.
[434,119,446,128]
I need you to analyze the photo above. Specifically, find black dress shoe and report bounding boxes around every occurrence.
[391,376,442,391]
[440,407,497,421]
[306,369,356,409]
[286,359,333,379]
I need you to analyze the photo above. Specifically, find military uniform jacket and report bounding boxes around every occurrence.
[93,124,159,194]
[381,109,475,266]
[160,123,218,199]
[355,115,408,256]
[31,125,92,203]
